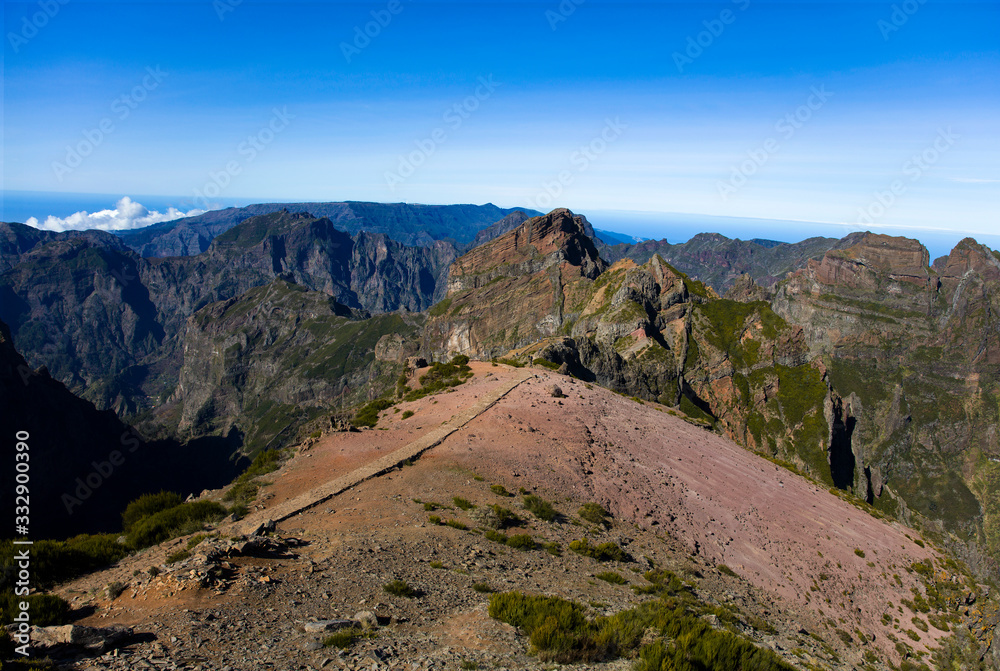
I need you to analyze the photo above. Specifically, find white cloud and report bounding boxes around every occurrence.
[25,197,205,232]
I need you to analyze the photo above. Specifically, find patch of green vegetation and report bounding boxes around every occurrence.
[353,397,395,428]
[401,409,414,419]
[445,519,468,530]
[122,491,184,531]
[494,357,525,368]
[166,549,191,564]
[678,394,714,426]
[717,564,738,578]
[596,571,627,585]
[506,534,537,551]
[453,497,475,511]
[427,297,453,317]
[523,494,559,522]
[568,539,628,562]
[578,502,611,527]
[472,582,495,593]
[383,579,420,598]
[491,484,512,497]
[484,529,508,544]
[126,500,228,549]
[402,356,474,402]
[0,592,71,628]
[534,358,560,371]
[323,627,372,650]
[488,591,793,668]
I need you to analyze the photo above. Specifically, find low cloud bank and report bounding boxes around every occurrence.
[25,197,204,232]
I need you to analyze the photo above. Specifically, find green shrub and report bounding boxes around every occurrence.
[430,560,444,569]
[122,491,183,531]
[106,581,127,599]
[568,539,628,562]
[578,503,610,526]
[323,627,369,650]
[1,535,129,589]
[506,534,536,550]
[353,397,394,428]
[484,529,508,544]
[166,549,191,564]
[423,501,440,511]
[523,494,559,522]
[148,566,161,577]
[0,593,71,627]
[126,500,228,550]
[911,617,929,632]
[905,629,921,642]
[428,515,442,525]
[854,548,866,558]
[445,519,468,530]
[489,590,794,667]
[495,358,525,368]
[459,660,478,670]
[596,571,626,585]
[401,410,415,419]
[472,583,495,593]
[383,579,420,598]
[491,484,512,497]
[534,358,560,370]
[453,497,475,510]
[543,542,562,557]
[717,564,738,578]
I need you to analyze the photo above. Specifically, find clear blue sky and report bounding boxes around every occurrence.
[2,0,998,245]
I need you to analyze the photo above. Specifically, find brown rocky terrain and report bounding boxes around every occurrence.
[42,363,983,671]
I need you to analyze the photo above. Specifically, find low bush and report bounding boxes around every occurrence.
[0,593,71,627]
[353,397,395,428]
[106,581,127,599]
[523,495,559,522]
[490,484,512,497]
[568,539,628,562]
[578,503,610,526]
[506,534,536,551]
[122,491,183,531]
[717,564,738,578]
[453,497,475,510]
[474,505,520,530]
[383,579,420,598]
[484,529,507,544]
[323,627,370,650]
[596,571,627,585]
[401,410,415,419]
[472,583,495,593]
[445,519,468,530]
[126,500,228,549]
[166,549,191,564]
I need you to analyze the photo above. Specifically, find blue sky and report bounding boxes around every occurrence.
[2,0,998,248]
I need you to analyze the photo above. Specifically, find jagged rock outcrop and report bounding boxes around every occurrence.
[425,209,835,484]
[0,212,456,416]
[772,232,1000,572]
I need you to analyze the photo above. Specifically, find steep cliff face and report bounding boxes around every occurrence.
[0,319,243,538]
[164,278,424,454]
[425,209,836,485]
[0,212,456,416]
[772,233,1000,566]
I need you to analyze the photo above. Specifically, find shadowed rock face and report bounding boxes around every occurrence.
[0,319,244,538]
[772,232,1000,573]
[0,212,457,415]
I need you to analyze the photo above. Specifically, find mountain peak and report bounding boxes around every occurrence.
[447,208,606,294]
